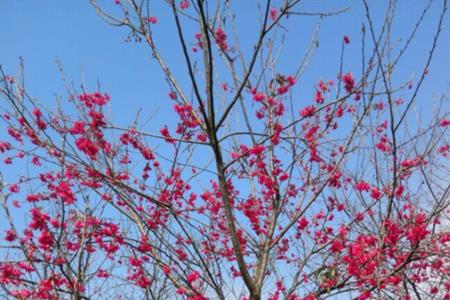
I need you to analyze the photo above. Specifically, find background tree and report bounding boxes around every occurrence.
[1,0,449,299]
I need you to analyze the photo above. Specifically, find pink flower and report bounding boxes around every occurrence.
[253,92,265,102]
[221,82,228,91]
[370,187,382,200]
[4,229,17,242]
[75,137,99,160]
[342,72,355,93]
[32,108,42,117]
[38,230,54,250]
[187,270,199,283]
[215,28,228,51]
[355,181,370,192]
[180,0,189,9]
[31,156,41,166]
[440,118,450,127]
[376,136,391,153]
[297,217,309,230]
[330,240,344,252]
[55,182,75,204]
[160,126,175,144]
[343,35,350,44]
[315,91,324,104]
[270,7,279,21]
[286,75,296,86]
[300,105,316,118]
[8,184,20,193]
[0,141,11,153]
[96,269,110,278]
[249,145,265,156]
[79,92,110,107]
[162,265,171,275]
[70,121,85,134]
[148,17,158,24]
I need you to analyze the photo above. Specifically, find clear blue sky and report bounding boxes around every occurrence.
[1,0,449,218]
[1,0,449,129]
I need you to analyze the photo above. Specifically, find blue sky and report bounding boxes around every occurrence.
[1,1,448,203]
[1,1,449,128]
[1,0,449,235]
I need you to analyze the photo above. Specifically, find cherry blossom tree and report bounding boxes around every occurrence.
[1,0,449,299]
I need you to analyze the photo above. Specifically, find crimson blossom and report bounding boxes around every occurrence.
[1,1,449,300]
